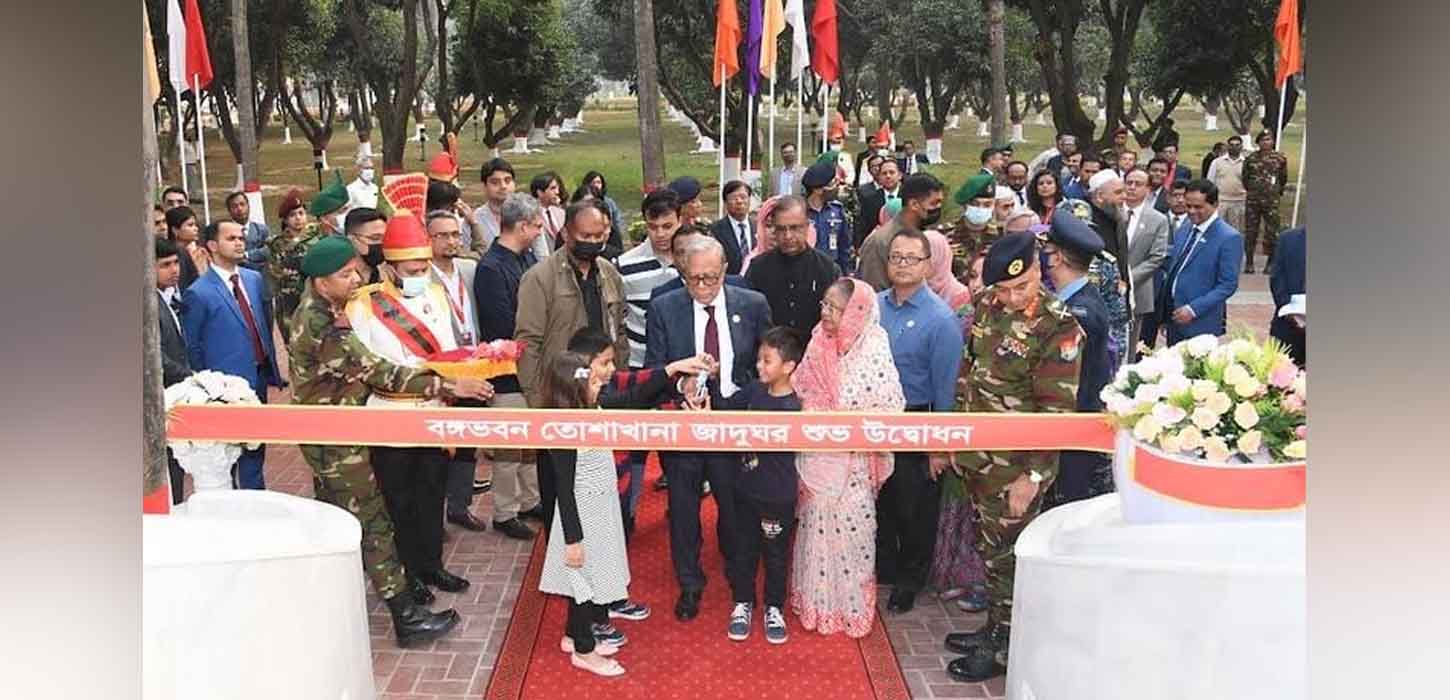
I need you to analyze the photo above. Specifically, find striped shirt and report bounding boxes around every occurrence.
[616,242,678,368]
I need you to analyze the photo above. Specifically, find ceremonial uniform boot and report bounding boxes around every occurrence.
[943,625,993,654]
[387,591,461,648]
[945,625,1009,682]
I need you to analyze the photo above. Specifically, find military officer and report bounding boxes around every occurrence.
[942,231,1084,682]
[947,173,1001,265]
[1037,211,1115,507]
[803,162,853,272]
[1059,197,1131,370]
[266,189,324,345]
[288,236,493,647]
[1242,129,1289,273]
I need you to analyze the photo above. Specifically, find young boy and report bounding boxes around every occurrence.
[697,326,806,645]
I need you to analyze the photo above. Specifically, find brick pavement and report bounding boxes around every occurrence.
[230,283,1274,699]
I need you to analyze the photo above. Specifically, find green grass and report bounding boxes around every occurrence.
[187,100,1306,231]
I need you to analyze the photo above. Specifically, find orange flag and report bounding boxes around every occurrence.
[712,0,742,87]
[872,121,892,147]
[1273,0,1302,87]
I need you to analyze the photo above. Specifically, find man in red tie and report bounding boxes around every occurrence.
[181,221,284,489]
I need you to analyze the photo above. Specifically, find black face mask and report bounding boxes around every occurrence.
[572,240,606,263]
[921,207,943,227]
[363,243,384,267]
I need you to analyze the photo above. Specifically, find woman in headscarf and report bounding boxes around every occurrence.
[789,278,906,638]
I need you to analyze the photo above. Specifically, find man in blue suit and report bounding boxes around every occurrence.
[645,236,773,623]
[1157,179,1244,345]
[181,221,283,489]
[1269,226,1307,366]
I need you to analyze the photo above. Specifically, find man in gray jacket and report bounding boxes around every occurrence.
[1120,168,1170,360]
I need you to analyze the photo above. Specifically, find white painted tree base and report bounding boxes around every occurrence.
[282,127,292,145]
[977,121,990,138]
[1097,108,1107,121]
[547,125,562,139]
[245,189,266,227]
[946,115,962,130]
[489,147,502,158]
[858,126,867,143]
[723,155,742,183]
[357,141,373,159]
[510,136,531,154]
[926,137,947,164]
[1011,123,1025,142]
[1205,114,1220,131]
[1034,112,1048,126]
[694,136,718,153]
[527,127,549,147]
[348,120,355,132]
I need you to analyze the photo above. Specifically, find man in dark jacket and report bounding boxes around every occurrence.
[155,237,194,504]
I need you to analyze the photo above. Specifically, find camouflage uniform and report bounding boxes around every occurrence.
[1086,254,1130,371]
[954,286,1083,664]
[288,286,446,600]
[1242,148,1289,269]
[266,223,325,343]
[943,221,999,268]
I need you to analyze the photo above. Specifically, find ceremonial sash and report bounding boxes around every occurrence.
[370,290,443,358]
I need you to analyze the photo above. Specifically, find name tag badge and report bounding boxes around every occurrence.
[906,319,916,329]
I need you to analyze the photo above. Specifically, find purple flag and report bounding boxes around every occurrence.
[745,0,764,95]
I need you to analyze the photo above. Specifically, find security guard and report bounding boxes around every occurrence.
[1037,211,1114,507]
[943,231,1084,682]
[288,235,491,647]
[802,162,853,272]
[1059,197,1131,369]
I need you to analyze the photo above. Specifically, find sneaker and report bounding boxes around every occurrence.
[591,623,627,647]
[608,599,652,621]
[956,588,989,613]
[727,602,752,641]
[763,606,788,645]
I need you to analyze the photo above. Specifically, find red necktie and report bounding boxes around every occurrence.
[231,273,268,365]
[702,305,720,361]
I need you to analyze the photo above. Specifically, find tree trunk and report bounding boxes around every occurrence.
[231,0,259,184]
[1098,0,1149,149]
[141,8,167,510]
[345,0,437,172]
[212,87,243,163]
[1024,0,1095,145]
[634,0,666,189]
[987,0,1008,145]
[434,0,454,135]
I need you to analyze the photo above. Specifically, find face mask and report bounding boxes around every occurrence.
[572,240,605,263]
[399,275,429,298]
[921,206,943,227]
[829,142,843,152]
[964,206,993,226]
[360,168,375,183]
[363,243,385,267]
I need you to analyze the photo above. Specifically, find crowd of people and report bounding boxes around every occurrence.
[149,122,1306,683]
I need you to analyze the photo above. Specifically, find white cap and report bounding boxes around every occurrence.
[1278,293,1306,318]
[994,185,1016,202]
[1088,169,1122,193]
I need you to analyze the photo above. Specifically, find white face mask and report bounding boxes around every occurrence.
[964,205,994,226]
[829,142,843,152]
[400,275,429,298]
[360,168,375,184]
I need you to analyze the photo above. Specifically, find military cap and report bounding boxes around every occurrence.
[953,172,997,205]
[802,162,836,189]
[982,230,1038,286]
[1042,208,1104,261]
[815,150,841,168]
[980,146,1003,162]
[308,172,350,217]
[301,235,359,278]
[667,176,702,202]
[995,142,1013,155]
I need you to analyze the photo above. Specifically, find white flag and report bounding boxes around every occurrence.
[785,0,809,78]
[166,0,188,94]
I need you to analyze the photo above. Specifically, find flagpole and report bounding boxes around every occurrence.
[1291,105,1306,227]
[746,94,755,178]
[176,90,189,193]
[796,79,803,155]
[768,78,777,183]
[821,83,829,153]
[1274,82,1288,151]
[194,72,211,223]
[719,64,727,218]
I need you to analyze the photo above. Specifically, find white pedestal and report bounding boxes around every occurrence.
[143,490,375,700]
[723,155,742,183]
[1007,495,1305,700]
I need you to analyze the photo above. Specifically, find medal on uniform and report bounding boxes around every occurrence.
[743,453,759,471]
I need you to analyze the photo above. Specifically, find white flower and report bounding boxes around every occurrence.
[1231,377,1264,399]
[1133,382,1166,404]
[1227,338,1258,362]
[220,381,259,404]
[1178,426,1205,451]
[1103,392,1135,416]
[1205,391,1234,416]
[1207,346,1233,367]
[1236,430,1263,456]
[1133,357,1163,381]
[195,371,228,400]
[1292,372,1306,398]
[1233,401,1261,430]
[1191,406,1221,431]
[1283,440,1307,459]
[1190,379,1218,401]
[1222,363,1251,386]
[1159,430,1185,453]
[1152,402,1188,426]
[1203,436,1232,462]
[1160,373,1192,397]
[1184,334,1218,358]
[1158,352,1186,379]
[1133,414,1165,442]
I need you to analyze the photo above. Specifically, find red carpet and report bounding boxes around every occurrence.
[485,456,910,699]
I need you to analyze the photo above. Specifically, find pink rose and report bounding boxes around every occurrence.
[1295,425,1307,439]
[1269,361,1297,390]
[1281,394,1305,413]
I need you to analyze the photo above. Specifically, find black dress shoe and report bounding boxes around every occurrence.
[493,517,536,540]
[886,588,917,614]
[447,511,489,532]
[417,568,471,593]
[408,576,436,606]
[386,592,460,648]
[517,505,547,522]
[946,648,1006,682]
[945,628,993,654]
[674,590,702,621]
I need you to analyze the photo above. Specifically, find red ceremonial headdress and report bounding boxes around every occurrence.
[381,209,433,262]
[828,112,847,140]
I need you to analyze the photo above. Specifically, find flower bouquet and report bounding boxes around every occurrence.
[164,371,263,495]
[424,339,526,381]
[1099,332,1307,523]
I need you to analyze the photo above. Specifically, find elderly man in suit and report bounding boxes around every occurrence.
[155,238,194,503]
[181,221,283,490]
[1121,168,1170,360]
[710,181,757,275]
[1158,179,1244,344]
[769,142,805,197]
[645,236,773,622]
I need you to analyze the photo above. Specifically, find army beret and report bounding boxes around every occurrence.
[667,176,702,202]
[953,172,997,205]
[980,146,1002,162]
[301,235,359,278]
[308,171,350,217]
[995,142,1013,154]
[1043,208,1105,261]
[802,162,837,189]
[982,231,1038,286]
[815,150,841,168]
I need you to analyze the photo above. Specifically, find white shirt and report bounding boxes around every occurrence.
[692,288,738,397]
[431,261,476,343]
[348,285,458,406]
[211,264,256,312]
[158,288,182,334]
[775,167,796,196]
[346,178,378,211]
[618,243,679,367]
[474,204,502,252]
[1171,212,1221,299]
[1124,201,1146,247]
[728,215,752,253]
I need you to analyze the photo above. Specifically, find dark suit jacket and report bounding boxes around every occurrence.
[855,187,898,248]
[710,216,756,276]
[896,154,929,175]
[1269,227,1306,363]
[1159,216,1243,341]
[158,290,192,387]
[644,285,773,393]
[1149,187,1171,214]
[181,266,283,391]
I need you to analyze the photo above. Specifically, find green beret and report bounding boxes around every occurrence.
[953,172,997,206]
[300,235,358,278]
[815,150,841,168]
[982,231,1038,286]
[308,171,349,218]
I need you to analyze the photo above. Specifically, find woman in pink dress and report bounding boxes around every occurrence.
[789,278,905,638]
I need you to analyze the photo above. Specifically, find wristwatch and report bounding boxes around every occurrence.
[1028,470,1044,484]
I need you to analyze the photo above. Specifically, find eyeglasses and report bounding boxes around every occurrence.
[685,274,722,287]
[431,231,464,241]
[888,254,929,266]
[819,299,844,313]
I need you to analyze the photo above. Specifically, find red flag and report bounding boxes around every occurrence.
[183,0,214,90]
[712,0,742,87]
[872,121,892,147]
[811,0,838,85]
[1273,0,1301,88]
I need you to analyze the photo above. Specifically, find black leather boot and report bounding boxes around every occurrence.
[945,625,1009,682]
[386,591,461,648]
